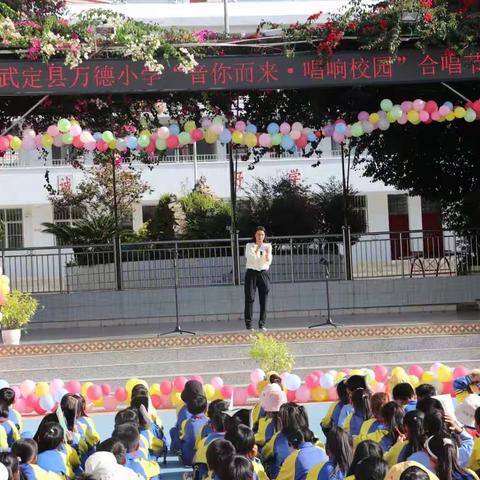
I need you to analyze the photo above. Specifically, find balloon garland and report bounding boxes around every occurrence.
[1,98,479,156]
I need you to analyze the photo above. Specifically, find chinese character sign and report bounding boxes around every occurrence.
[57,175,73,193]
[0,49,479,96]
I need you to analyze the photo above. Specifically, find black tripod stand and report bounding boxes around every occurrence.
[160,248,196,336]
[309,257,341,329]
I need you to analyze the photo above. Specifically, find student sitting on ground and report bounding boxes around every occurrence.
[95,438,140,480]
[415,385,437,402]
[321,381,349,437]
[0,388,22,433]
[0,453,21,480]
[346,440,384,480]
[181,395,209,467]
[358,392,389,437]
[205,438,236,480]
[343,388,372,437]
[255,384,287,448]
[354,456,388,480]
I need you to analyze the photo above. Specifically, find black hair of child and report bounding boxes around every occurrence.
[115,408,139,427]
[399,466,431,480]
[207,400,229,420]
[351,388,372,421]
[206,438,236,478]
[415,384,437,401]
[426,434,469,480]
[97,437,127,465]
[211,411,228,433]
[475,406,480,427]
[346,375,367,392]
[326,426,353,476]
[380,402,405,441]
[0,388,15,406]
[393,383,416,402]
[187,395,208,416]
[416,397,444,416]
[225,424,255,456]
[347,439,384,476]
[0,399,9,419]
[60,394,80,431]
[0,453,20,480]
[37,422,64,454]
[12,438,38,464]
[112,423,140,453]
[72,394,88,418]
[354,456,388,480]
[286,429,304,449]
[403,410,425,458]
[337,380,349,404]
[222,455,254,480]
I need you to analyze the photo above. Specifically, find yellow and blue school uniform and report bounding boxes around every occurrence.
[125,451,161,480]
[343,412,368,437]
[453,470,480,480]
[171,404,191,452]
[255,417,276,447]
[306,461,347,480]
[195,422,213,451]
[181,414,209,467]
[337,404,354,429]
[37,449,71,479]
[277,442,328,480]
[20,462,63,480]
[252,457,269,480]
[8,407,23,432]
[358,418,385,437]
[262,432,292,479]
[384,440,410,467]
[404,400,417,412]
[470,436,480,474]
[252,404,266,428]
[193,432,225,480]
[140,423,168,458]
[354,429,395,452]
[454,376,480,403]
[0,417,19,448]
[76,416,100,450]
[320,401,346,434]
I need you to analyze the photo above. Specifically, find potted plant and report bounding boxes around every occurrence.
[0,290,39,345]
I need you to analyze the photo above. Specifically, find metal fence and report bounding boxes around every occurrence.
[1,230,479,293]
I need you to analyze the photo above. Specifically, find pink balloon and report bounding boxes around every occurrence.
[296,135,308,148]
[85,141,96,151]
[20,380,36,398]
[235,121,246,132]
[408,365,424,378]
[401,101,413,112]
[374,365,389,382]
[250,369,265,385]
[327,387,338,401]
[259,133,271,148]
[100,384,111,396]
[425,100,438,113]
[26,394,39,408]
[332,131,345,144]
[0,137,9,151]
[221,385,233,399]
[442,382,454,396]
[372,382,385,393]
[286,390,296,402]
[166,135,179,149]
[114,388,128,402]
[34,134,43,148]
[47,125,60,137]
[173,377,188,392]
[190,375,204,384]
[151,394,162,409]
[211,377,224,390]
[211,124,223,135]
[419,111,430,122]
[312,370,324,379]
[72,136,83,149]
[431,111,441,121]
[279,122,291,135]
[160,381,173,395]
[96,139,108,152]
[11,386,20,400]
[397,113,408,125]
[50,379,64,395]
[358,111,369,122]
[413,99,426,112]
[291,122,303,132]
[15,397,29,414]
[233,388,249,406]
[87,385,102,401]
[439,105,450,116]
[295,385,311,403]
[191,129,203,142]
[201,118,212,129]
[157,127,170,139]
[305,374,319,389]
[65,380,81,395]
[246,383,258,397]
[453,366,469,379]
[22,138,35,150]
[103,395,118,412]
[290,129,301,140]
[70,125,82,136]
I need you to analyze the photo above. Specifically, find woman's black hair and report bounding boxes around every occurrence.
[416,397,444,416]
[0,399,9,419]
[12,438,38,463]
[207,400,229,420]
[97,437,127,465]
[0,453,19,479]
[72,394,88,417]
[36,422,64,453]
[326,426,353,475]
[423,410,460,447]
[114,408,139,427]
[130,395,150,429]
[0,388,15,406]
[252,226,266,242]
[426,434,469,480]
[415,384,437,401]
[286,429,304,449]
[206,438,236,477]
[354,456,388,480]
[351,388,372,421]
[347,440,384,476]
[60,394,80,431]
[381,402,405,441]
[399,466,430,480]
[225,424,255,455]
[277,402,316,443]
[403,410,425,458]
[345,375,367,392]
[336,380,349,404]
[131,384,148,399]
[222,455,254,480]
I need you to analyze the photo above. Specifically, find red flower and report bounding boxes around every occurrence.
[421,0,433,7]
[424,11,433,21]
[307,12,322,22]
[347,21,358,31]
[379,19,388,30]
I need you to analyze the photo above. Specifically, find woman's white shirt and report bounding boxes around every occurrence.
[245,242,273,271]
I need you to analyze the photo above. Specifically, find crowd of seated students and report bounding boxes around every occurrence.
[0,370,479,480]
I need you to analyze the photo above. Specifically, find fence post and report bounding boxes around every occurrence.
[290,238,295,282]
[57,247,63,293]
[342,226,353,280]
[230,230,241,286]
[400,232,404,278]
[114,237,123,290]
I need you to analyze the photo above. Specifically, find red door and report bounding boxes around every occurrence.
[421,199,443,258]
[388,195,410,260]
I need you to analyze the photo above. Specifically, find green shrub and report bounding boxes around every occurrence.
[249,334,295,373]
[1,290,39,329]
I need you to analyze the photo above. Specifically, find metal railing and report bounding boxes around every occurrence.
[1,230,478,293]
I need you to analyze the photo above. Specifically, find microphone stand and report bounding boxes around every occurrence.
[309,257,341,329]
[160,246,196,336]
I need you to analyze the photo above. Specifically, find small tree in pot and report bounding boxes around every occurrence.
[1,291,39,345]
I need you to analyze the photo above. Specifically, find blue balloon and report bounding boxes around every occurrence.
[246,123,257,134]
[39,394,55,412]
[169,124,180,135]
[285,374,301,391]
[335,123,347,134]
[54,388,69,404]
[93,132,102,141]
[126,136,138,149]
[267,122,280,134]
[219,129,232,144]
[0,380,8,389]
[443,101,453,110]
[307,131,316,142]
[280,135,294,151]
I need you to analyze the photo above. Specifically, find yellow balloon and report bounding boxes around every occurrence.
[421,371,435,383]
[204,130,217,144]
[81,382,93,398]
[184,121,196,133]
[149,384,161,396]
[126,378,147,396]
[232,131,243,144]
[10,136,22,151]
[244,133,257,148]
[93,398,104,408]
[454,107,466,119]
[41,134,54,148]
[108,140,117,150]
[35,382,50,397]
[407,111,419,123]
[335,372,346,382]
[386,111,397,123]
[311,387,328,402]
[212,390,224,401]
[437,116,446,122]
[369,113,380,124]
[437,365,452,383]
[140,130,151,138]
[171,392,183,407]
[350,369,363,376]
[391,367,406,377]
[409,375,420,387]
[446,111,456,121]
[204,384,215,401]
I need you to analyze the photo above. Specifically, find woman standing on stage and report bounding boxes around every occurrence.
[244,226,273,332]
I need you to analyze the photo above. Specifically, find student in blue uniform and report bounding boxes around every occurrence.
[196,400,229,450]
[206,438,236,480]
[321,380,349,436]
[0,399,19,449]
[12,438,63,480]
[276,430,328,480]
[358,392,389,437]
[454,372,480,404]
[73,395,100,452]
[345,440,384,480]
[255,384,286,448]
[226,455,256,480]
[181,395,209,467]
[415,384,437,402]
[35,422,71,479]
[59,395,89,462]
[337,376,369,429]
[0,452,21,480]
[305,426,353,480]
[0,388,22,433]
[394,383,418,412]
[354,456,388,480]
[342,388,372,437]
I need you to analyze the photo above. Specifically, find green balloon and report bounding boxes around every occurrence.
[380,99,393,112]
[465,108,476,123]
[138,135,150,148]
[58,118,71,133]
[178,132,190,145]
[392,105,403,119]
[387,111,397,123]
[351,122,364,137]
[271,133,282,145]
[102,131,114,143]
[155,138,166,150]
[61,133,73,144]
[212,116,224,125]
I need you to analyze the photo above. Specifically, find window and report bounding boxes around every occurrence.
[142,205,156,224]
[352,195,368,233]
[0,209,23,249]
[52,145,71,165]
[421,198,441,214]
[330,138,342,156]
[53,206,84,245]
[388,194,408,215]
